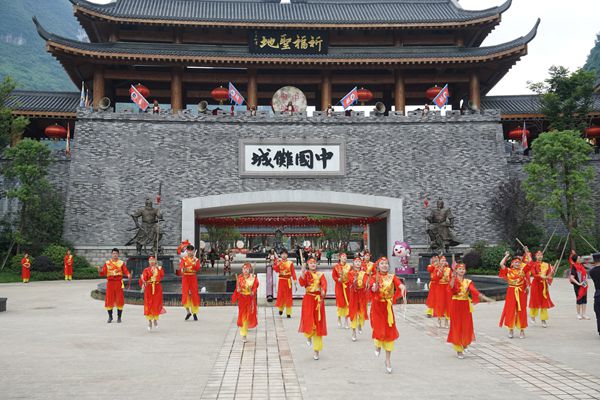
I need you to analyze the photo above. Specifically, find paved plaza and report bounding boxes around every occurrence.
[0,278,599,400]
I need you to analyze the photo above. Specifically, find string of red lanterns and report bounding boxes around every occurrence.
[196,216,385,227]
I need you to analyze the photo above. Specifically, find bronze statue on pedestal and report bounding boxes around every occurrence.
[426,198,460,253]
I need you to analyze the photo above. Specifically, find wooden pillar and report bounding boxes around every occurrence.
[247,69,257,108]
[171,67,183,112]
[469,71,481,110]
[394,70,405,114]
[321,71,331,111]
[92,65,105,109]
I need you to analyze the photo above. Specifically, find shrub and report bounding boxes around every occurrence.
[516,222,544,249]
[481,244,511,271]
[462,251,482,269]
[73,255,92,270]
[41,244,70,268]
[32,255,58,272]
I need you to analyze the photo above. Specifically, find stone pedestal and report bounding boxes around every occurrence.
[0,297,6,312]
[126,255,175,278]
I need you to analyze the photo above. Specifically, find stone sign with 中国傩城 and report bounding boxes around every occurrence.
[249,30,328,55]
[239,139,345,178]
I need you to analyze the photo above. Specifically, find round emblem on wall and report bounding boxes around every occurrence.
[271,86,307,113]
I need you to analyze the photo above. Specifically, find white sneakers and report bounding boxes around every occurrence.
[374,348,381,357]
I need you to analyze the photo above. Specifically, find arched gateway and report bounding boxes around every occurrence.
[182,190,403,259]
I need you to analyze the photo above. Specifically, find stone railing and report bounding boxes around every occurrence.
[78,107,501,124]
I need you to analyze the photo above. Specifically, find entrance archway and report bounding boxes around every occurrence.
[181,190,403,259]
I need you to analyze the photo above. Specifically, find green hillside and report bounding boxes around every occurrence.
[0,0,82,91]
[584,33,600,75]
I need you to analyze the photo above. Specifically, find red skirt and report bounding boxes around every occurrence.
[181,275,200,307]
[234,294,258,329]
[528,279,554,309]
[499,286,528,329]
[425,281,438,309]
[334,281,350,308]
[105,279,125,308]
[447,299,475,347]
[433,283,450,318]
[22,267,30,280]
[299,293,327,337]
[275,277,293,308]
[64,265,73,276]
[349,289,369,321]
[370,300,398,342]
[143,283,163,316]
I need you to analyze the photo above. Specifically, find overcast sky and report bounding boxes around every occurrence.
[89,0,599,95]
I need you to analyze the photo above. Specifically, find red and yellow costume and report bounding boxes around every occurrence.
[298,270,327,352]
[231,273,259,337]
[369,272,403,351]
[64,253,74,281]
[528,259,554,321]
[21,256,31,283]
[499,261,531,330]
[348,268,369,330]
[177,240,191,256]
[274,259,297,316]
[425,261,439,316]
[179,254,201,314]
[362,260,375,276]
[99,259,130,310]
[139,265,165,320]
[433,265,452,319]
[447,276,480,353]
[332,260,352,317]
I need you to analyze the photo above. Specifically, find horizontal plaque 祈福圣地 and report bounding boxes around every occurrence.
[249,30,328,55]
[239,140,345,177]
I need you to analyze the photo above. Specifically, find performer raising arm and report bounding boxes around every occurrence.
[425,255,440,317]
[369,257,405,374]
[298,257,327,360]
[527,250,555,327]
[231,263,259,343]
[499,251,530,338]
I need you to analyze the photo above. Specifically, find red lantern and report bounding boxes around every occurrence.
[211,86,229,104]
[129,83,150,98]
[426,86,441,101]
[585,126,600,138]
[356,87,373,105]
[508,127,530,141]
[44,124,67,139]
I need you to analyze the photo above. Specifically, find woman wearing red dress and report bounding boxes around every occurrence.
[425,255,439,317]
[298,257,327,360]
[273,249,298,318]
[332,253,352,328]
[499,251,531,339]
[527,250,555,327]
[433,256,452,328]
[369,257,405,373]
[348,256,369,342]
[21,252,31,283]
[447,262,480,359]
[139,256,165,331]
[231,263,259,343]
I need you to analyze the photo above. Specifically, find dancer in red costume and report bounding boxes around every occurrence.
[178,244,201,320]
[348,256,369,341]
[369,257,406,374]
[433,256,451,328]
[139,256,165,331]
[232,263,259,343]
[273,249,297,318]
[526,250,555,327]
[447,263,480,359]
[499,251,531,338]
[332,253,352,328]
[425,255,439,317]
[298,257,327,360]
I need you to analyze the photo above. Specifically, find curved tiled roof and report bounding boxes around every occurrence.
[34,16,539,64]
[69,0,511,26]
[481,94,600,115]
[6,91,80,114]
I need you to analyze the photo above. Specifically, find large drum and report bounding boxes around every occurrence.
[271,86,307,113]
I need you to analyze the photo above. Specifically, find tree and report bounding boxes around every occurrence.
[491,177,540,248]
[523,130,595,251]
[0,76,30,148]
[2,139,64,254]
[319,225,353,252]
[528,66,596,132]
[583,33,600,73]
[205,226,240,253]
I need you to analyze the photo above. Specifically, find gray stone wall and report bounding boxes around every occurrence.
[63,109,509,252]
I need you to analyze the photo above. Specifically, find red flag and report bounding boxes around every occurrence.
[66,123,71,157]
[130,84,149,111]
[521,121,528,150]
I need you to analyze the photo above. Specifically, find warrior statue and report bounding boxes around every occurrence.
[425,198,460,253]
[126,198,163,255]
